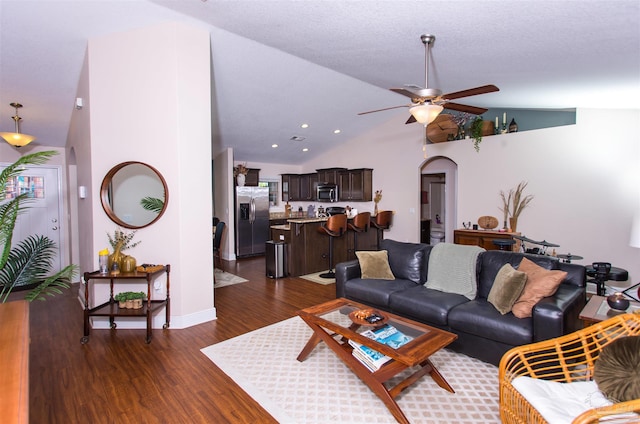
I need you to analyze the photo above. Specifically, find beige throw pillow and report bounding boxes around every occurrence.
[356,250,395,280]
[511,257,567,318]
[487,263,528,314]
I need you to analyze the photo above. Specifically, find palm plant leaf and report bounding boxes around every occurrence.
[24,264,78,302]
[0,235,56,302]
[0,193,31,269]
[140,196,164,214]
[0,151,58,202]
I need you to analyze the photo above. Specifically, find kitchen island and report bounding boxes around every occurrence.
[270,216,377,277]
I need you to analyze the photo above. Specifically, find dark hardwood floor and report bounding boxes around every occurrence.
[27,256,335,423]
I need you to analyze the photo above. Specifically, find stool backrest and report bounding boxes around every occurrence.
[373,210,393,229]
[352,212,371,231]
[326,214,347,235]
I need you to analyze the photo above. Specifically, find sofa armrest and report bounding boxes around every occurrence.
[335,260,361,298]
[532,283,586,342]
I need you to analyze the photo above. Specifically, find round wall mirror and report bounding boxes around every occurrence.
[100,161,168,229]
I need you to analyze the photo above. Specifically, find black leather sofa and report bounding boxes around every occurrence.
[335,239,587,366]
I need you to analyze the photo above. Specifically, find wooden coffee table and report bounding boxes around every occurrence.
[297,298,458,424]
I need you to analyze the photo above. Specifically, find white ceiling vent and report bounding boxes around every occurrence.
[290,136,306,141]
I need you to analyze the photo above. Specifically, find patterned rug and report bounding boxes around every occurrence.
[201,313,500,423]
[300,271,336,285]
[213,269,248,288]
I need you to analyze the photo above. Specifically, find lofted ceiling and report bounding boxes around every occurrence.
[1,0,638,165]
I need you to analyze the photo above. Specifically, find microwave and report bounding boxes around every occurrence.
[317,183,339,203]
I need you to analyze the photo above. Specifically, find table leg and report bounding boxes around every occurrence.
[297,319,411,424]
[297,332,322,361]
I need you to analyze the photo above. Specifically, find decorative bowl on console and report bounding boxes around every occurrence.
[607,293,630,311]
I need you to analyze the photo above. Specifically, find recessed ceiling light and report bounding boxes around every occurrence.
[333,129,341,134]
[302,148,309,152]
[301,123,309,129]
[272,144,278,148]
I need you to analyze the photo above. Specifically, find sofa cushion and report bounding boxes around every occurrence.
[477,251,560,299]
[380,239,430,284]
[487,263,528,314]
[389,285,469,326]
[342,278,417,309]
[512,257,568,318]
[425,243,484,300]
[355,250,395,280]
[448,300,533,345]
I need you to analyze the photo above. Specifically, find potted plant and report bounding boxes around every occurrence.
[130,291,145,309]
[0,150,78,303]
[114,292,128,308]
[470,116,484,152]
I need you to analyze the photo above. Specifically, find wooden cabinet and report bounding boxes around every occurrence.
[316,168,346,184]
[281,174,301,201]
[299,173,318,201]
[245,168,260,186]
[339,168,373,201]
[454,229,520,251]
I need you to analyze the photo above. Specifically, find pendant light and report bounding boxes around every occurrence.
[0,102,37,147]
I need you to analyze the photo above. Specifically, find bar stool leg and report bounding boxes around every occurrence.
[320,236,336,279]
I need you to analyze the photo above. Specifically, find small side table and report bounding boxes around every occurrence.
[579,295,640,326]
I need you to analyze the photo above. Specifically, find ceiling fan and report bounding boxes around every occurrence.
[359,34,499,125]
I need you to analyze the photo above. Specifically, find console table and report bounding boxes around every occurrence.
[81,265,170,344]
[454,229,520,251]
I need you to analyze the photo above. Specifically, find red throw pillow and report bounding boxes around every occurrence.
[511,257,567,318]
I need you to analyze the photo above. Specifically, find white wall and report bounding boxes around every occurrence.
[297,108,640,288]
[68,22,215,328]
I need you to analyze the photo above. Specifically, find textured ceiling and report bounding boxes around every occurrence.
[1,0,639,164]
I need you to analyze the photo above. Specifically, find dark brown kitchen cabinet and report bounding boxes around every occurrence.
[244,168,260,186]
[339,168,373,201]
[281,174,300,201]
[299,173,318,201]
[316,168,346,184]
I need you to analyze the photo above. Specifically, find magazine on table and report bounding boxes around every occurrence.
[349,324,413,371]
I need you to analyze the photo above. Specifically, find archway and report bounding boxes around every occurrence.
[420,156,458,244]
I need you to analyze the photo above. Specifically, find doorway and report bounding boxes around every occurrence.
[420,156,457,244]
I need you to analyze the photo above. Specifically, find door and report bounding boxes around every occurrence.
[1,165,63,271]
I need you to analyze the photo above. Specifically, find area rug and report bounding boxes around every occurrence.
[213,269,248,288]
[300,271,336,285]
[201,313,500,423]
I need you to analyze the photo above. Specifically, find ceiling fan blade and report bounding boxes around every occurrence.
[358,105,409,115]
[405,115,417,124]
[443,102,488,115]
[390,88,420,98]
[442,84,499,101]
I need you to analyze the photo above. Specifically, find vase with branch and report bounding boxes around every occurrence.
[234,163,249,186]
[499,181,534,232]
[373,190,382,215]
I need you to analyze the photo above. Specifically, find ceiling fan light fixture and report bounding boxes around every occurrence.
[0,102,37,147]
[409,104,443,125]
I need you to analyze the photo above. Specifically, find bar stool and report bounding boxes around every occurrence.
[347,212,371,259]
[317,214,347,279]
[370,210,393,250]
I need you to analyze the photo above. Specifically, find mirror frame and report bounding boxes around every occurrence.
[100,161,169,229]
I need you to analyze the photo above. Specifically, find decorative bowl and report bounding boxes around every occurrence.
[607,293,630,311]
[348,309,388,326]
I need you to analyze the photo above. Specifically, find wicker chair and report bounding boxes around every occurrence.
[499,313,640,424]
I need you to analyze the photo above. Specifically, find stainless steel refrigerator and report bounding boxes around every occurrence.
[235,186,270,257]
